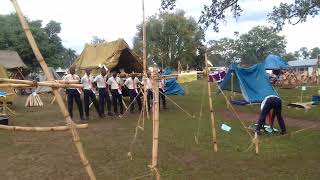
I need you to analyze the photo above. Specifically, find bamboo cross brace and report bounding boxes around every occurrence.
[204,50,218,152]
[0,124,88,132]
[10,0,96,179]
[0,78,82,88]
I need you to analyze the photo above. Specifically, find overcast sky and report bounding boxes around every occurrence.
[1,0,319,54]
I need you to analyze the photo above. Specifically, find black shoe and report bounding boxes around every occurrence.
[107,112,113,116]
[280,131,287,135]
[80,117,85,121]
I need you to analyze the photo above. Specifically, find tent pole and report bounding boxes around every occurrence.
[10,0,96,179]
[204,49,218,152]
[142,0,149,120]
[150,68,160,180]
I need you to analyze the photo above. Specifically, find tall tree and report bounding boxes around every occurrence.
[133,10,205,69]
[0,14,75,70]
[91,36,105,44]
[310,47,320,59]
[160,0,320,31]
[299,47,310,59]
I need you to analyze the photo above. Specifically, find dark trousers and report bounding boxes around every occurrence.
[111,89,124,114]
[98,88,111,115]
[256,97,286,132]
[129,89,142,112]
[66,89,84,119]
[84,89,101,117]
[147,89,153,111]
[159,88,166,108]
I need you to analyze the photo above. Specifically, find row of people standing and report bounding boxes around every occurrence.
[64,67,166,121]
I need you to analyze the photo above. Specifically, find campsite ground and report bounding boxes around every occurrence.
[0,80,320,179]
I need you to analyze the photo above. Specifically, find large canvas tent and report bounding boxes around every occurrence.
[72,39,143,75]
[0,64,17,102]
[0,50,27,79]
[35,67,61,93]
[219,63,278,103]
[263,54,289,70]
[163,67,185,95]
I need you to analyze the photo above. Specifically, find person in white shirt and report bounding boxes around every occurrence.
[64,67,84,120]
[124,73,142,113]
[81,68,102,119]
[141,72,153,111]
[94,67,112,117]
[256,95,287,135]
[159,78,167,109]
[107,71,124,115]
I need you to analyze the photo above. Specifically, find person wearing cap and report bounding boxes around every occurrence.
[94,67,113,117]
[141,72,153,111]
[124,73,142,113]
[81,68,102,119]
[159,78,166,109]
[256,95,287,135]
[63,67,84,120]
[107,71,124,115]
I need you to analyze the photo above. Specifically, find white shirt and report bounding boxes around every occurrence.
[63,74,80,89]
[141,78,153,90]
[81,74,94,90]
[124,77,140,90]
[107,76,122,90]
[159,79,165,89]
[94,74,107,88]
[261,95,280,110]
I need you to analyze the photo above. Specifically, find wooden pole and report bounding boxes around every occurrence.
[10,1,96,179]
[204,49,218,152]
[0,124,88,132]
[150,69,160,180]
[253,132,259,154]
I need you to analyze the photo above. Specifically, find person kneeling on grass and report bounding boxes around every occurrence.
[255,95,287,135]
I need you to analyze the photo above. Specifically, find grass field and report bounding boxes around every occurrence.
[0,80,319,179]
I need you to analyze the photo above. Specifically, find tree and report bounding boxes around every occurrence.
[207,26,286,66]
[91,36,105,44]
[0,14,75,70]
[310,47,320,59]
[160,0,320,31]
[283,52,297,61]
[133,10,205,69]
[299,47,310,59]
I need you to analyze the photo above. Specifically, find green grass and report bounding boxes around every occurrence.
[0,80,319,179]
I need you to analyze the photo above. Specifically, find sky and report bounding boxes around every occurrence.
[0,0,319,54]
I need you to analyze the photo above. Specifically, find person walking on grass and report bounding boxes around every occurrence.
[94,67,113,117]
[64,67,84,121]
[81,68,102,119]
[108,71,124,116]
[256,95,287,135]
[125,73,142,113]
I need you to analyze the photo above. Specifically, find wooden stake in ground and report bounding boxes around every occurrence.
[204,49,218,152]
[10,0,96,179]
[149,69,161,180]
[142,0,149,120]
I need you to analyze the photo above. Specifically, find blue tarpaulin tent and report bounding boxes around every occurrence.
[162,67,185,95]
[264,54,289,70]
[219,63,278,103]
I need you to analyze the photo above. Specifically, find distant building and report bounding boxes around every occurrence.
[288,59,319,73]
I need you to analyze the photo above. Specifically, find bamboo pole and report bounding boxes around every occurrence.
[204,49,218,152]
[150,69,160,180]
[0,78,83,88]
[142,0,149,120]
[0,124,88,132]
[253,132,259,154]
[0,84,32,88]
[10,1,96,179]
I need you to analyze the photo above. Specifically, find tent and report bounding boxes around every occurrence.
[162,67,185,95]
[219,63,278,103]
[0,50,27,79]
[35,67,61,93]
[263,54,289,70]
[0,64,17,102]
[72,39,143,75]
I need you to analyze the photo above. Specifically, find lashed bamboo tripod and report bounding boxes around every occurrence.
[9,0,96,179]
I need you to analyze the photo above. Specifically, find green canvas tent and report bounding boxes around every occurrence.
[0,64,17,103]
[72,39,143,75]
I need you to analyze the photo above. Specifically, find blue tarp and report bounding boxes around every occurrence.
[264,54,289,69]
[219,63,278,103]
[162,67,185,95]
